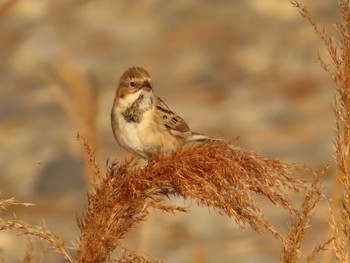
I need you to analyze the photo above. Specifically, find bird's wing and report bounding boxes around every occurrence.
[155,96,190,133]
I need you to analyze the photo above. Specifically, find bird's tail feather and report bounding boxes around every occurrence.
[188,132,224,143]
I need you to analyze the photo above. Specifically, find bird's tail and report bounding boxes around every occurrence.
[188,132,224,143]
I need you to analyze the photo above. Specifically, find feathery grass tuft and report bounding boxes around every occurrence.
[281,167,328,263]
[0,195,72,263]
[290,0,350,261]
[76,138,305,262]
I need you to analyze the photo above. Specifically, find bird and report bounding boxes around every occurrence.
[111,66,214,159]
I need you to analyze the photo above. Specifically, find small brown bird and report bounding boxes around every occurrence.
[111,66,212,159]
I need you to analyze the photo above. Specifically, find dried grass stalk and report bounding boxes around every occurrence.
[21,239,34,263]
[328,202,348,262]
[43,46,100,191]
[0,197,33,210]
[0,195,71,262]
[281,167,327,263]
[76,137,305,262]
[290,0,350,261]
[114,248,163,263]
[305,236,334,263]
[0,219,72,263]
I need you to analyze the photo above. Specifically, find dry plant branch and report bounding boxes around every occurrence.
[290,0,350,261]
[281,167,328,263]
[21,239,34,263]
[46,46,99,138]
[114,248,163,263]
[328,201,348,262]
[0,219,72,263]
[76,137,305,262]
[76,132,102,186]
[305,236,334,263]
[0,197,33,210]
[43,45,100,190]
[0,196,72,262]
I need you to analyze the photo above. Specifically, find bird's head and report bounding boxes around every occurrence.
[117,67,153,98]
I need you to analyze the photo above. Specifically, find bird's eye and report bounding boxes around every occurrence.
[130,81,136,88]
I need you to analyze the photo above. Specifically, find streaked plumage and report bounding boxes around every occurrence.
[111,66,210,159]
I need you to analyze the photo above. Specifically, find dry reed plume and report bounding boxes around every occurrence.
[290,0,350,262]
[76,135,304,262]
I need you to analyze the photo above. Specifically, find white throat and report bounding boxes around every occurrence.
[118,90,152,107]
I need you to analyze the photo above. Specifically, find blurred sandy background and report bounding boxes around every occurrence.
[0,1,340,262]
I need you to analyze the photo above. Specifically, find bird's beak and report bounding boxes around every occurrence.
[140,80,152,91]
